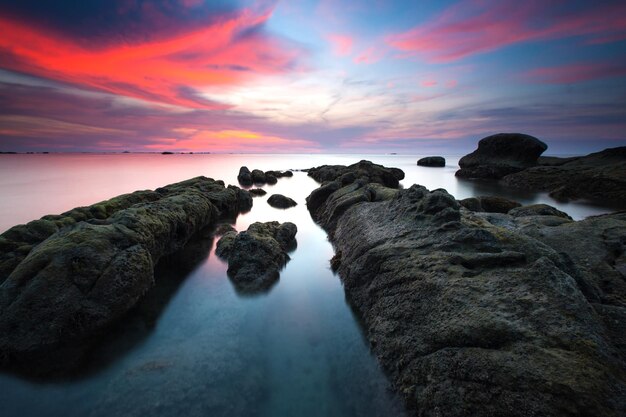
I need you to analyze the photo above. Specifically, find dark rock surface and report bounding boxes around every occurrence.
[237,166,253,186]
[417,156,445,167]
[502,146,626,204]
[267,194,297,209]
[215,222,297,294]
[307,160,405,188]
[456,133,547,179]
[509,204,572,219]
[459,195,522,213]
[248,188,267,197]
[0,177,252,374]
[307,168,626,416]
[236,167,292,187]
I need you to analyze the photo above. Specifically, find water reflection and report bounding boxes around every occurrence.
[0,153,622,417]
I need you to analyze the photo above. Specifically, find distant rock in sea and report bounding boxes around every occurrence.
[236,166,293,187]
[456,133,547,179]
[417,156,445,167]
[456,134,626,205]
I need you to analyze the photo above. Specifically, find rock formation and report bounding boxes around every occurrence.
[502,146,626,204]
[456,133,547,179]
[236,167,293,186]
[306,160,405,188]
[306,163,626,416]
[216,222,297,294]
[0,177,252,373]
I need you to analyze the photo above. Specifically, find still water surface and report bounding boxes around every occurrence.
[0,154,620,417]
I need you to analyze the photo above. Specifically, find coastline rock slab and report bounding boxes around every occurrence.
[0,177,252,373]
[501,146,626,204]
[459,195,522,213]
[216,221,297,294]
[417,156,445,167]
[307,169,626,416]
[456,133,547,179]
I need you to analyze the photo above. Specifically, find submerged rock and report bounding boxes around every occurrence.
[456,133,547,179]
[0,177,252,374]
[502,146,626,204]
[417,156,445,167]
[216,222,297,294]
[267,194,297,209]
[306,168,626,416]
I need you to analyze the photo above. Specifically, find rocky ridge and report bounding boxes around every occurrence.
[0,177,252,373]
[306,162,626,416]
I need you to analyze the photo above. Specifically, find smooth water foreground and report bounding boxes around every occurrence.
[0,154,621,417]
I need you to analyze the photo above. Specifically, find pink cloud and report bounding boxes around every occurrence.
[354,47,384,65]
[523,62,626,84]
[387,1,626,63]
[0,7,305,110]
[327,34,353,56]
[421,80,438,87]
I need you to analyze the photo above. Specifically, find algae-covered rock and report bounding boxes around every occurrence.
[0,177,252,374]
[306,168,626,417]
[216,222,297,294]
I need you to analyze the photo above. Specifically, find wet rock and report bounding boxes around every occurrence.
[248,188,267,197]
[509,204,572,219]
[0,177,252,374]
[306,169,626,417]
[459,195,522,213]
[237,166,253,186]
[502,146,626,204]
[216,222,297,294]
[267,194,297,209]
[417,156,445,167]
[250,169,266,184]
[456,133,547,179]
[307,160,405,188]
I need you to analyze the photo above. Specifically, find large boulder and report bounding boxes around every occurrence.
[306,169,626,416]
[502,146,626,204]
[417,156,445,167]
[0,177,252,374]
[216,222,297,294]
[307,160,405,188]
[456,133,547,179]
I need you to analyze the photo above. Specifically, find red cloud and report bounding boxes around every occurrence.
[354,47,384,65]
[327,34,353,56]
[0,7,304,109]
[387,1,626,63]
[523,62,626,84]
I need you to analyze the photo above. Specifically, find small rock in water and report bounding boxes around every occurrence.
[248,188,267,197]
[267,194,297,209]
[237,166,253,186]
[417,156,445,167]
[216,221,297,294]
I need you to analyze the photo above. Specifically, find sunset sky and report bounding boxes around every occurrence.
[1,0,625,154]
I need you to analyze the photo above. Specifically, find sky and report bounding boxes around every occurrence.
[0,0,625,154]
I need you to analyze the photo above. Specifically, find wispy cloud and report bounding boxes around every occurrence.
[386,0,626,63]
[522,62,626,84]
[327,34,353,56]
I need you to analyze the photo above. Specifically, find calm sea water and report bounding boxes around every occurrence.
[0,154,621,417]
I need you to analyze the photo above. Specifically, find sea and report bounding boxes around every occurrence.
[0,153,621,417]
